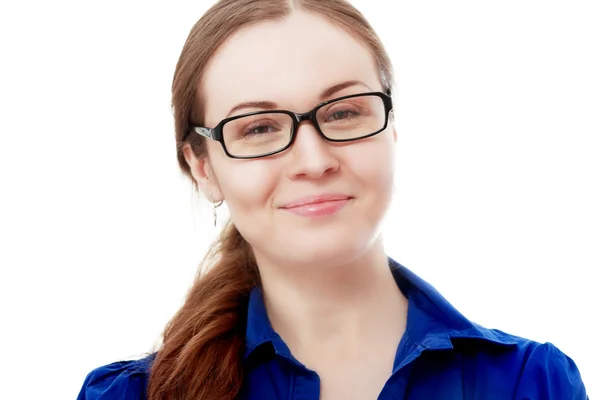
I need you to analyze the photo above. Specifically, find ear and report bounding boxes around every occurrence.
[182,144,224,202]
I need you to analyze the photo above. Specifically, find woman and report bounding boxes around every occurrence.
[78,0,587,399]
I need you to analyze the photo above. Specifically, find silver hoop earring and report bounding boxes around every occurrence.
[212,200,224,227]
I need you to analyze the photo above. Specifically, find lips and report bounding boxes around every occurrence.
[281,194,352,209]
[279,194,353,218]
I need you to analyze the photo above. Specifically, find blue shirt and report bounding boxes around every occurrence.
[78,259,587,399]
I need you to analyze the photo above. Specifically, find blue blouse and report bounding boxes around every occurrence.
[78,259,588,399]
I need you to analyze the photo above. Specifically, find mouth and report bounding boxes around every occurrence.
[280,194,353,218]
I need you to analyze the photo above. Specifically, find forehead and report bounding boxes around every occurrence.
[201,11,382,124]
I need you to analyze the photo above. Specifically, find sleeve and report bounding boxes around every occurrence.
[515,342,587,400]
[77,359,149,400]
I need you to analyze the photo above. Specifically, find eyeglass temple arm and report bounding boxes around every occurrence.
[192,126,216,140]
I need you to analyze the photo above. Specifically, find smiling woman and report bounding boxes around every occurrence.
[76,0,588,399]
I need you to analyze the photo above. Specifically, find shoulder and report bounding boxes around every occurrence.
[471,327,588,398]
[77,354,155,400]
[514,341,588,399]
[390,260,587,397]
[450,327,588,398]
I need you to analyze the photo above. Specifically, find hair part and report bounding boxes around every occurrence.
[149,1,394,399]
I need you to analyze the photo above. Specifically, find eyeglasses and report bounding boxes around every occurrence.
[189,91,393,159]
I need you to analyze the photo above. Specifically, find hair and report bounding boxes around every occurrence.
[147,0,394,399]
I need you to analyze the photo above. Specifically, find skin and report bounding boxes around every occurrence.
[183,10,407,399]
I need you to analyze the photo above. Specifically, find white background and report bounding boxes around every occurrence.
[0,1,598,398]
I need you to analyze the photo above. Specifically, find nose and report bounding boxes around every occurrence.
[286,120,340,180]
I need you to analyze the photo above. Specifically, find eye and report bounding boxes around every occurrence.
[238,118,283,138]
[325,109,360,122]
[244,124,277,136]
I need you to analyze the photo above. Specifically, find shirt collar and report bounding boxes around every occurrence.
[244,258,516,360]
[389,258,517,350]
[245,285,296,361]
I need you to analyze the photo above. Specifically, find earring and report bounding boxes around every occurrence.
[212,200,224,227]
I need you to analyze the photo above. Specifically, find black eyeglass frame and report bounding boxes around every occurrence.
[189,91,394,159]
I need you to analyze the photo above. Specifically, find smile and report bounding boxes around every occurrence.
[280,194,353,218]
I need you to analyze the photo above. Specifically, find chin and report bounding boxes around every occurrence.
[278,228,377,268]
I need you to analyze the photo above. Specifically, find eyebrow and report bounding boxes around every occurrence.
[225,80,370,118]
[320,80,368,99]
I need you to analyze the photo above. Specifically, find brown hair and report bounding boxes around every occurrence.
[148,0,394,399]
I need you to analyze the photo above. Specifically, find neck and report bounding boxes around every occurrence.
[255,239,408,363]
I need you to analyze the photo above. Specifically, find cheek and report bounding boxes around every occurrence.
[352,132,396,191]
[349,137,396,236]
[215,157,280,218]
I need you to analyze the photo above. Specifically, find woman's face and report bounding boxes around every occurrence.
[186,11,396,268]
